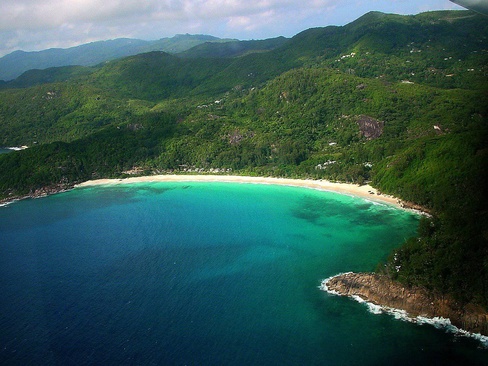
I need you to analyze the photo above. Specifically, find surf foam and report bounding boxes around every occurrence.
[320,276,488,347]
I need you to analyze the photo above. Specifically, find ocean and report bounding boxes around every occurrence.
[1,182,487,365]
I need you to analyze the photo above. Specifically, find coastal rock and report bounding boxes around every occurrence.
[324,272,488,336]
[398,200,431,214]
[0,181,76,205]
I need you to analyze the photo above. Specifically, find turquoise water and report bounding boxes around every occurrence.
[0,148,13,154]
[0,182,487,365]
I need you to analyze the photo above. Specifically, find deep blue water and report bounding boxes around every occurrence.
[0,182,487,365]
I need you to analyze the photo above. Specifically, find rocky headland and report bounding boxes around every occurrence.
[322,272,488,337]
[0,182,75,206]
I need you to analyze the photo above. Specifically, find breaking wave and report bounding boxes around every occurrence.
[320,275,488,347]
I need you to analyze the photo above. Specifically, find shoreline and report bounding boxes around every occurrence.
[321,272,488,345]
[1,175,429,216]
[75,174,409,210]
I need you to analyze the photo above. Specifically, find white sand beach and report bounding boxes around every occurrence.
[76,175,402,208]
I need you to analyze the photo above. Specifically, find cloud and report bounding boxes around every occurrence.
[0,0,462,57]
[1,0,158,30]
[0,1,344,33]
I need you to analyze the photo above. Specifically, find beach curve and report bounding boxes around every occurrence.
[75,174,404,209]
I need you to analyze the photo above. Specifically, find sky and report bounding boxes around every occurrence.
[0,0,465,57]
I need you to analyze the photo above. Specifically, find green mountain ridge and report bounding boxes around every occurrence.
[0,10,487,317]
[0,34,235,81]
[178,36,289,58]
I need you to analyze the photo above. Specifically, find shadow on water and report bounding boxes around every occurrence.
[0,185,176,232]
[291,193,417,230]
[290,195,338,224]
[291,194,377,225]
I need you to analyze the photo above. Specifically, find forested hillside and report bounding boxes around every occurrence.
[0,34,234,81]
[0,10,487,309]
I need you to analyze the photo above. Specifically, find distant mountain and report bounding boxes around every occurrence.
[178,37,289,58]
[0,34,234,81]
[0,36,292,91]
[3,65,95,89]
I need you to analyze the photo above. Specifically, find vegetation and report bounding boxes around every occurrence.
[0,34,235,82]
[0,10,487,309]
[178,37,288,58]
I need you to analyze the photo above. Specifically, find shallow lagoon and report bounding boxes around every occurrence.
[1,182,487,365]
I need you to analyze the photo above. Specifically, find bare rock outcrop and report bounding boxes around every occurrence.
[324,272,488,336]
[357,115,384,139]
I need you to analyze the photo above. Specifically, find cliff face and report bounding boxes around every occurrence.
[324,272,488,336]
